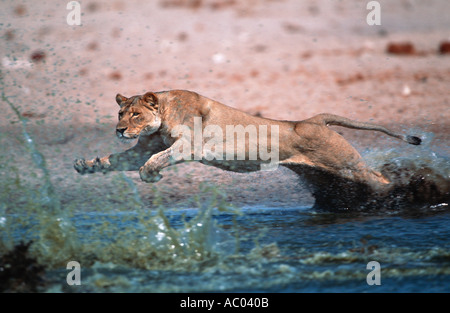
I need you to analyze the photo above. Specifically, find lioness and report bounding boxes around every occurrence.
[74,90,421,209]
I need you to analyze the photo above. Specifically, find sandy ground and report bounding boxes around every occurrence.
[0,0,449,210]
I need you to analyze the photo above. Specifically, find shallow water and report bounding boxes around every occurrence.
[57,207,450,292]
[3,203,449,293]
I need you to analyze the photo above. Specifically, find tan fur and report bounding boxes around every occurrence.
[74,90,421,208]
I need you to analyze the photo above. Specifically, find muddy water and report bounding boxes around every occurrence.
[5,205,450,292]
[1,151,449,292]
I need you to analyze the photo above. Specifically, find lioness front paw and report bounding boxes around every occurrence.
[139,166,162,183]
[74,158,89,174]
[74,158,99,174]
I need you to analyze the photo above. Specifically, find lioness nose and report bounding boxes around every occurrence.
[116,127,127,134]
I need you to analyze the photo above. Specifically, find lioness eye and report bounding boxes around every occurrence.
[131,112,140,117]
[118,112,123,119]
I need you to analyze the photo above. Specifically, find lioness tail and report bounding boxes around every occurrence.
[307,113,421,145]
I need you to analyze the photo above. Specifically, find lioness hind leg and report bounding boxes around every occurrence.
[293,122,391,187]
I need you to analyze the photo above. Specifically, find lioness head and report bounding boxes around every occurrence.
[115,92,161,139]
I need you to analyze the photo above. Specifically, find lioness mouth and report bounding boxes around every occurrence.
[117,132,138,140]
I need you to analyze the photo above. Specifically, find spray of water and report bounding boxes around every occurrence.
[0,89,242,271]
[1,71,80,267]
[1,72,243,273]
[363,133,450,210]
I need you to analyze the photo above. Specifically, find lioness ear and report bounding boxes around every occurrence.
[142,92,158,106]
[116,94,128,106]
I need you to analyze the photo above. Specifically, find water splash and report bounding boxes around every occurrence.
[0,69,245,273]
[363,145,450,210]
[1,92,59,212]
[1,72,78,267]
